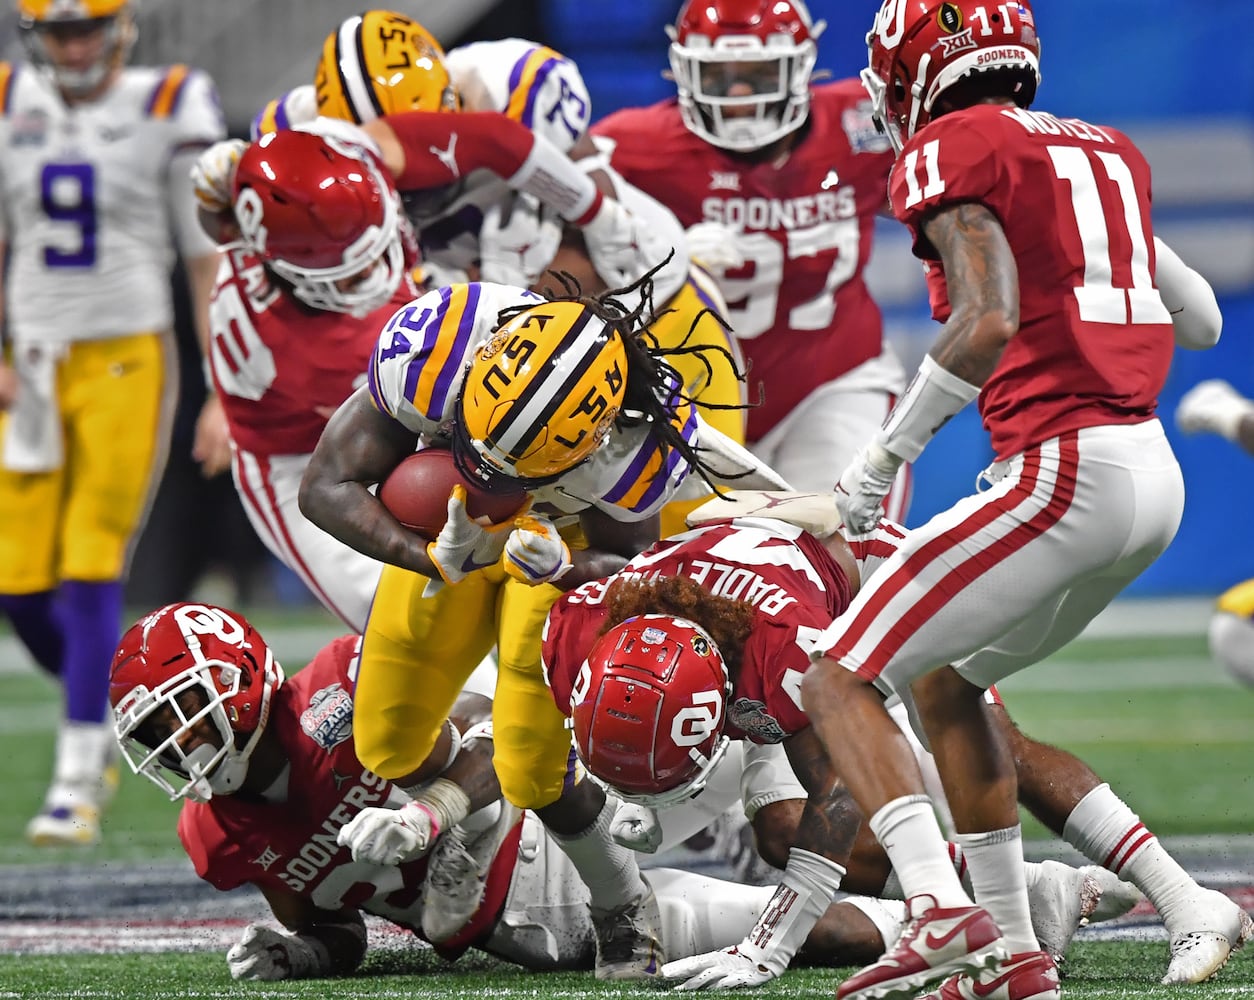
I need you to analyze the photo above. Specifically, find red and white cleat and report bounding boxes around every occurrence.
[835,894,1009,1000]
[919,950,1061,1000]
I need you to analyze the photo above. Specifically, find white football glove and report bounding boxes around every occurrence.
[190,138,248,214]
[479,192,564,287]
[503,514,573,585]
[685,221,745,274]
[835,443,902,535]
[609,801,663,853]
[662,942,777,991]
[226,924,328,981]
[425,485,518,587]
[336,801,441,866]
[1175,379,1254,440]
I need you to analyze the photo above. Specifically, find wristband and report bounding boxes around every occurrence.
[507,132,602,224]
[743,847,846,974]
[878,354,981,463]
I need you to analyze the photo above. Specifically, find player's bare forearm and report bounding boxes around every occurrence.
[559,508,659,589]
[439,722,503,814]
[921,202,1019,386]
[299,388,432,574]
[784,727,863,868]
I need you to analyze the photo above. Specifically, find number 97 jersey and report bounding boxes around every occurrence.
[894,104,1175,462]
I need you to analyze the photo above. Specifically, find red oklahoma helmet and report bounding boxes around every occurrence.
[570,614,732,807]
[110,603,284,802]
[231,120,411,316]
[862,0,1040,154]
[667,0,825,152]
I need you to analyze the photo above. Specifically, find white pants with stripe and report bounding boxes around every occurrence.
[815,420,1184,700]
[232,449,382,632]
[748,345,911,522]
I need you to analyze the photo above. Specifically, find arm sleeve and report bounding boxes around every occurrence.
[1154,236,1222,350]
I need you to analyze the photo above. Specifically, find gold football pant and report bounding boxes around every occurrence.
[0,332,175,591]
[355,560,573,809]
[649,270,747,538]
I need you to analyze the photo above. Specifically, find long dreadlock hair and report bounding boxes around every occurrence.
[492,254,755,494]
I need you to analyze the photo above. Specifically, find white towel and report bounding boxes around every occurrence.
[2,343,65,473]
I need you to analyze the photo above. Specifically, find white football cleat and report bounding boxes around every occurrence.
[1025,860,1100,966]
[420,801,521,943]
[1161,888,1254,984]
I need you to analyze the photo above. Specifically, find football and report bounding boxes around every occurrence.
[378,448,528,540]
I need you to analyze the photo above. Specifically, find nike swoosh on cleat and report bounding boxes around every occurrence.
[970,959,1054,999]
[923,911,988,951]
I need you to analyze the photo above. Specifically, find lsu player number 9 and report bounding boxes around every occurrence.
[17,0,136,99]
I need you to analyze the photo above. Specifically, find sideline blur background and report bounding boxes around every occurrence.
[5,0,1248,604]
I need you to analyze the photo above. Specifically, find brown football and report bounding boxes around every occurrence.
[378,448,528,540]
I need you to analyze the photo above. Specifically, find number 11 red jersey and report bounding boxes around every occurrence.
[893,104,1175,460]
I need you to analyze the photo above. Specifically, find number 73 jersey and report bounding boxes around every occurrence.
[0,64,224,345]
[541,517,857,744]
[895,103,1175,461]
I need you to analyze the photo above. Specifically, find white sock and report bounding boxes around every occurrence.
[955,826,1036,953]
[882,841,969,899]
[869,795,971,908]
[458,800,503,837]
[550,793,648,913]
[52,721,112,790]
[1063,783,1199,922]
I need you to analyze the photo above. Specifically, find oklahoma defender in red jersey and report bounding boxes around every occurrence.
[541,512,1168,987]
[206,123,419,631]
[110,602,873,981]
[589,0,908,514]
[804,3,1244,998]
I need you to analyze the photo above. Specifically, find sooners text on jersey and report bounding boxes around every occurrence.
[593,81,894,441]
[177,634,519,948]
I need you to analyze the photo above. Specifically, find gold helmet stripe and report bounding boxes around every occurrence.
[485,309,606,460]
[333,15,383,123]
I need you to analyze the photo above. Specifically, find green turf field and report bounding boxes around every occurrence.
[2,616,1252,998]
[0,943,1251,998]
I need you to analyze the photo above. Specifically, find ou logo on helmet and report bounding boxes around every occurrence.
[871,0,910,49]
[234,186,270,254]
[172,603,246,647]
[671,689,723,748]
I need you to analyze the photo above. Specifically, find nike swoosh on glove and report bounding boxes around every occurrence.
[190,138,247,214]
[336,801,441,866]
[662,943,777,991]
[835,443,902,535]
[426,485,520,587]
[503,513,573,585]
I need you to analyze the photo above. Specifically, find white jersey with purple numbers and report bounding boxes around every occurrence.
[0,63,224,344]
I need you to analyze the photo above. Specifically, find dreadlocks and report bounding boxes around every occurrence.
[497,254,754,493]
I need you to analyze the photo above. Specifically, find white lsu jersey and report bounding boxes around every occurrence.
[367,281,696,522]
[0,63,224,345]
